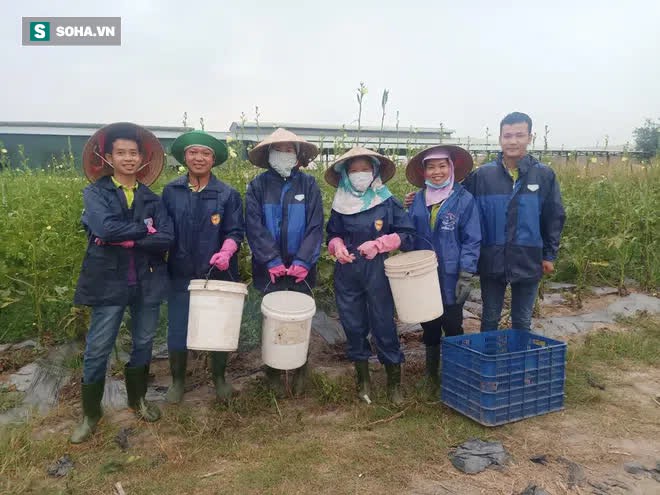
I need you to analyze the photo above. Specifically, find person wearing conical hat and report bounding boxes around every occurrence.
[71,122,174,443]
[245,128,324,397]
[325,147,415,406]
[405,145,481,396]
[162,130,245,404]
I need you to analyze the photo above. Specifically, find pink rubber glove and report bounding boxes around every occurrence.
[357,240,379,260]
[358,233,401,260]
[286,264,309,283]
[209,238,238,271]
[328,237,356,264]
[268,264,287,284]
[109,240,135,249]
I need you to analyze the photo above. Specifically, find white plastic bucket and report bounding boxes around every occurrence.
[186,279,248,352]
[261,291,316,370]
[384,250,443,323]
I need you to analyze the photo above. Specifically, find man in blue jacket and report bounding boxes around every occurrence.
[71,122,173,443]
[463,112,566,331]
[162,130,244,404]
[246,128,324,397]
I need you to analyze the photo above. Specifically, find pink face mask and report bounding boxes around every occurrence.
[422,150,455,206]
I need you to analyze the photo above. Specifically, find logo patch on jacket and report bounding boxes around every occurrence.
[211,213,221,225]
[441,212,457,231]
[294,194,305,201]
[527,184,540,192]
[374,219,383,231]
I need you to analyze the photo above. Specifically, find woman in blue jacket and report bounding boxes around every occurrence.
[245,128,324,397]
[162,130,244,404]
[406,146,481,393]
[326,147,415,406]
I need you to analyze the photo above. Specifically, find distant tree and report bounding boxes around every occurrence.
[633,118,659,158]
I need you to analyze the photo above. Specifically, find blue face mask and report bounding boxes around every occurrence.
[425,178,451,190]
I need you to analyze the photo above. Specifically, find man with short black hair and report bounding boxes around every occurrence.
[462,112,565,331]
[71,122,173,443]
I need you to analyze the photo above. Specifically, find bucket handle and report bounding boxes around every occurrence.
[264,277,313,295]
[204,265,237,288]
[407,232,436,252]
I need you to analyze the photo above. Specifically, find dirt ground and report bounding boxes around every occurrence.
[1,293,659,494]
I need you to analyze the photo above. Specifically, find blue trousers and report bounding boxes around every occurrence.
[334,256,404,365]
[167,288,190,352]
[480,277,540,331]
[82,288,160,383]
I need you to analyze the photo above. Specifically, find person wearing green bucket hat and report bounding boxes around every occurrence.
[162,130,244,404]
[71,122,173,444]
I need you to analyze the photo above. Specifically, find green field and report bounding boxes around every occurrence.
[0,148,658,343]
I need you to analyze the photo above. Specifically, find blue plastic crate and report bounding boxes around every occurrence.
[440,329,566,426]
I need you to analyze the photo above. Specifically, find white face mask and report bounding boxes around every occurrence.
[349,171,374,192]
[269,150,298,177]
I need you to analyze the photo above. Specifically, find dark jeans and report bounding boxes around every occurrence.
[83,288,160,383]
[480,277,540,331]
[420,304,464,346]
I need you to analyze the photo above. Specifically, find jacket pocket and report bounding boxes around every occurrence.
[515,193,543,247]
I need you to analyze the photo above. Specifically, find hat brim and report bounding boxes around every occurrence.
[406,145,474,188]
[324,147,396,188]
[248,140,318,169]
[82,122,165,186]
[171,131,228,167]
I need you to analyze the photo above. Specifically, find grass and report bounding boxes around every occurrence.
[1,314,658,494]
[1,155,658,344]
[564,312,660,406]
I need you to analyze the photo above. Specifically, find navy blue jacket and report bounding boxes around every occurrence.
[463,153,566,283]
[326,197,415,254]
[245,169,324,292]
[408,184,481,305]
[74,176,174,306]
[162,174,244,290]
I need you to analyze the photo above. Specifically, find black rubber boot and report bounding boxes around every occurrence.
[425,344,441,396]
[354,361,372,404]
[125,365,161,422]
[165,350,187,404]
[292,362,308,397]
[70,380,104,444]
[385,364,404,406]
[264,365,286,398]
[210,352,235,401]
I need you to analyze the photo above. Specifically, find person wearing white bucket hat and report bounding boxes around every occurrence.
[162,130,245,404]
[71,122,173,443]
[325,147,415,406]
[405,145,481,395]
[245,128,324,397]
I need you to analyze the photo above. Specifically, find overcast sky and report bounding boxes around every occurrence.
[2,0,659,147]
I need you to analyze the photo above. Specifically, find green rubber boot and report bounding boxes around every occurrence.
[354,361,372,404]
[424,345,441,398]
[70,380,105,444]
[165,351,188,404]
[292,362,308,397]
[210,352,235,401]
[385,364,404,406]
[264,365,286,398]
[125,365,161,422]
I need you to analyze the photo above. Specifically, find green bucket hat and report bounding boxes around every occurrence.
[170,130,228,167]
